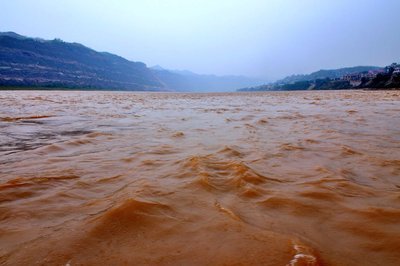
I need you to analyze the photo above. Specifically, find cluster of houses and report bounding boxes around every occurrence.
[341,63,400,86]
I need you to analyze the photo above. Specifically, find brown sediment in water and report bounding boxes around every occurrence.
[0,90,399,265]
[0,115,53,122]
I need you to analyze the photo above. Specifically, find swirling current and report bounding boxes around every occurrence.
[0,90,399,265]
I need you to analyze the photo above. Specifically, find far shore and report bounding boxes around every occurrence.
[0,86,399,92]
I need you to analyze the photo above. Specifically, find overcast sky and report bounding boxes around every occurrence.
[1,0,400,80]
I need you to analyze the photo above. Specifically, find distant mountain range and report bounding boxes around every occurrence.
[0,32,264,91]
[150,65,265,92]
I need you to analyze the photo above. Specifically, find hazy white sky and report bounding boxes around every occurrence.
[1,0,400,79]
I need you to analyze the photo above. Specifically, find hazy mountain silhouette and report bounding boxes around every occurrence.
[0,32,265,91]
[150,66,266,92]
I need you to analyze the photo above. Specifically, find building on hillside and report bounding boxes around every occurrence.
[342,73,362,86]
[342,70,384,86]
[366,69,384,78]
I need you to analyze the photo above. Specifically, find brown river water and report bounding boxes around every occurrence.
[0,90,399,266]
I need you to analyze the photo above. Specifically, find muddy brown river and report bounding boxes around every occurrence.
[0,90,399,265]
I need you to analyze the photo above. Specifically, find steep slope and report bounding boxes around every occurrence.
[360,70,400,89]
[0,32,163,90]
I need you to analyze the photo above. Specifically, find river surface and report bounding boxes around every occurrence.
[0,90,399,266]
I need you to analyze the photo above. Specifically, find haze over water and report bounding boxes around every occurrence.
[2,0,400,79]
[1,90,399,265]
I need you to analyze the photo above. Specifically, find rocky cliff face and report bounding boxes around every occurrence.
[0,32,164,90]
